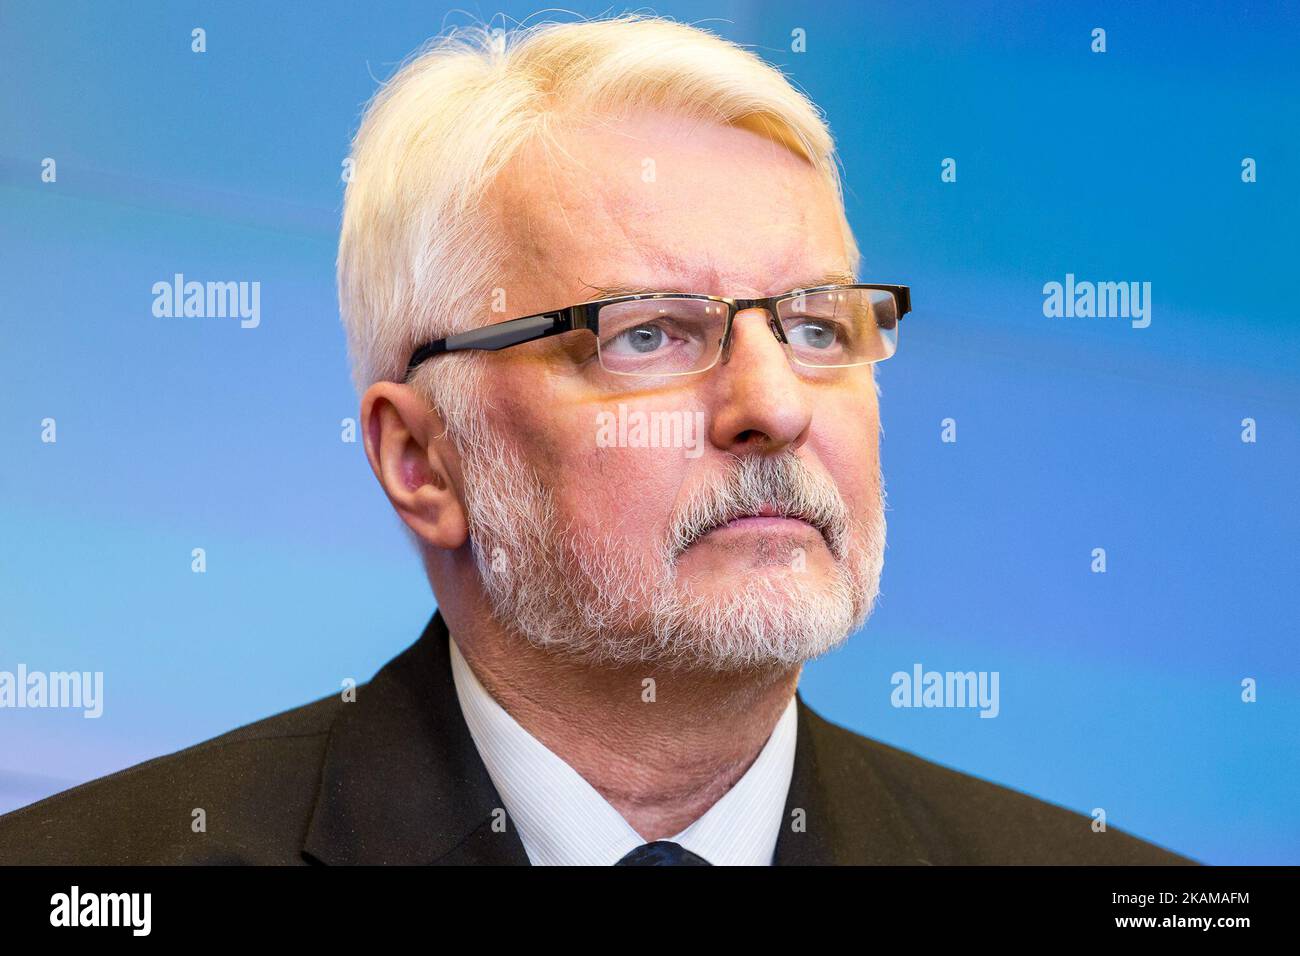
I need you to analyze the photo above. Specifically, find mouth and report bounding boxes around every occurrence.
[707,505,827,542]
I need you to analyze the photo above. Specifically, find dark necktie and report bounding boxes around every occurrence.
[615,840,713,866]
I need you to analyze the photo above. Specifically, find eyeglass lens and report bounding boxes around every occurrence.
[594,288,898,376]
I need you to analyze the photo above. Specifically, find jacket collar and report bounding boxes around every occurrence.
[303,610,529,864]
[775,689,928,865]
[304,610,925,865]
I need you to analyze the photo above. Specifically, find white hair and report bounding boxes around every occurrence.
[336,13,862,440]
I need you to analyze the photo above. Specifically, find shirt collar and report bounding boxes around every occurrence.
[449,636,797,866]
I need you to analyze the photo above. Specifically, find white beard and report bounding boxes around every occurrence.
[457,428,886,673]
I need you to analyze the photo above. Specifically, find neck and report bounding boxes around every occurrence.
[442,597,800,841]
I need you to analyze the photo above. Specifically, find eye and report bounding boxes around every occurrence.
[594,302,717,374]
[608,323,670,355]
[785,319,842,350]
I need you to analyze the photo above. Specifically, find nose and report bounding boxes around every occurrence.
[705,307,813,455]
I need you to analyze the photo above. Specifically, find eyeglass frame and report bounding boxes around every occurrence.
[403,282,912,380]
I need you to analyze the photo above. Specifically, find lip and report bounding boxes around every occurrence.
[709,514,820,534]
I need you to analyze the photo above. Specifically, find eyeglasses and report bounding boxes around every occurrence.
[403,283,912,381]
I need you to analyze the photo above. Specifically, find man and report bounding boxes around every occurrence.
[0,15,1193,865]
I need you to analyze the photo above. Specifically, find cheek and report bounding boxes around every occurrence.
[560,443,687,546]
[496,388,688,548]
[814,394,881,507]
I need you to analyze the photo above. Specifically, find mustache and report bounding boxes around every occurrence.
[666,453,851,560]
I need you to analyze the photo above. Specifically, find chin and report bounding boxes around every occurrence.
[643,575,869,672]
[678,557,839,595]
[476,519,883,672]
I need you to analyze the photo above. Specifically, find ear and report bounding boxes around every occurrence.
[360,381,468,551]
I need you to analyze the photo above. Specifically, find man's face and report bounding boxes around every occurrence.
[453,109,885,671]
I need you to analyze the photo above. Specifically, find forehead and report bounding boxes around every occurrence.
[490,110,851,301]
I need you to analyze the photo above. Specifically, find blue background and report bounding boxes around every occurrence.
[1,1,1296,864]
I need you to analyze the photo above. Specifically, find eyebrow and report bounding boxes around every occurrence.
[581,270,858,299]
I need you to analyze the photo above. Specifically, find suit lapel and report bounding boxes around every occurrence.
[774,692,929,865]
[303,611,927,865]
[302,610,530,865]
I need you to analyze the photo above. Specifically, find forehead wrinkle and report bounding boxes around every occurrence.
[607,210,838,297]
[574,195,720,297]
[584,260,852,299]
[521,124,844,302]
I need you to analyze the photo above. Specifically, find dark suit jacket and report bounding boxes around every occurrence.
[0,611,1196,865]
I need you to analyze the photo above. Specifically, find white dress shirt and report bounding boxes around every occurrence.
[448,637,798,866]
